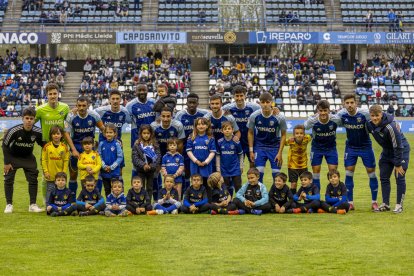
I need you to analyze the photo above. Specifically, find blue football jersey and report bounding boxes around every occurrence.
[151,120,186,156]
[337,108,372,149]
[126,98,156,147]
[95,105,131,142]
[304,114,341,151]
[174,108,209,139]
[65,110,101,151]
[162,152,184,175]
[204,112,239,144]
[222,102,260,148]
[216,137,243,177]
[247,110,287,150]
[186,134,216,161]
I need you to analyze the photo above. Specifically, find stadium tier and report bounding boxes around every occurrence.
[265,0,326,24]
[158,0,219,25]
[0,49,67,117]
[80,55,191,110]
[21,0,142,24]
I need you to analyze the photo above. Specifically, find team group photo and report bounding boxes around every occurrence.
[1,0,414,273]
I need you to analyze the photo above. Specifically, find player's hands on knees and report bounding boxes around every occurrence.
[279,206,286,213]
[275,204,281,213]
[395,166,405,177]
[3,164,13,175]
[47,206,52,212]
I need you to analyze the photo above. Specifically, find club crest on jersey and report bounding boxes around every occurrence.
[140,195,144,200]
[270,121,274,126]
[31,135,36,141]
[59,111,64,115]
[357,117,362,122]
[175,158,180,163]
[198,194,202,198]
[93,195,97,199]
[119,115,123,121]
[64,194,68,199]
[169,131,175,136]
[111,146,115,151]
[245,110,250,115]
[281,193,285,198]
[329,125,334,130]
[230,145,235,149]
[205,140,209,145]
[60,150,65,156]
[88,120,92,126]
[92,156,95,160]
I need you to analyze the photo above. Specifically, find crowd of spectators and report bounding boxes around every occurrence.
[353,54,414,116]
[0,48,66,117]
[80,50,191,108]
[0,0,8,11]
[209,55,339,109]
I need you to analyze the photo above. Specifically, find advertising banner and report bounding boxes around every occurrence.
[249,31,320,44]
[0,32,48,44]
[49,32,116,44]
[116,32,187,44]
[187,32,249,44]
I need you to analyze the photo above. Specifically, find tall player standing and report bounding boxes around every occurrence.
[336,94,379,211]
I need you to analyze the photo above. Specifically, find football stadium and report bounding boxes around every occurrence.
[0,0,414,274]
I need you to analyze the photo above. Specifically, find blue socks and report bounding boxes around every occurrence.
[345,170,354,201]
[368,172,378,201]
[313,173,320,190]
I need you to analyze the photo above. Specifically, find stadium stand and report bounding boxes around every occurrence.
[158,0,219,25]
[80,54,191,111]
[353,55,414,116]
[265,0,326,24]
[209,55,341,117]
[0,0,7,23]
[340,0,412,29]
[21,0,142,24]
[0,48,67,117]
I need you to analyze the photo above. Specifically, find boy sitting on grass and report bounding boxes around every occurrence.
[292,171,321,213]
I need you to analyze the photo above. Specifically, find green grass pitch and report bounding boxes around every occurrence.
[1,134,413,275]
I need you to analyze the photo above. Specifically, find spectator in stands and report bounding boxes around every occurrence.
[340,49,347,70]
[390,93,398,106]
[313,91,321,104]
[382,91,389,103]
[73,4,81,15]
[388,9,396,32]
[279,11,286,25]
[134,0,139,10]
[297,92,305,105]
[83,61,92,72]
[59,10,67,24]
[198,8,206,27]
[396,11,403,32]
[289,86,297,98]
[365,10,373,32]
[401,105,408,117]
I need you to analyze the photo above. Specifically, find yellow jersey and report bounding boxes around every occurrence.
[285,135,311,169]
[78,150,102,181]
[41,142,70,181]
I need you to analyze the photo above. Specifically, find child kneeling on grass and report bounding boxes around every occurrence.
[47,172,77,217]
[148,175,181,215]
[126,176,153,215]
[233,167,271,215]
[269,172,295,214]
[105,180,128,217]
[181,174,211,214]
[76,175,105,216]
[319,169,349,214]
[292,171,321,213]
[207,172,238,215]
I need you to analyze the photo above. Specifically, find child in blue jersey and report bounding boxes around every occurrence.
[216,121,243,196]
[222,85,261,167]
[186,117,216,198]
[319,170,348,214]
[247,92,287,182]
[126,176,152,215]
[207,172,238,215]
[337,94,379,211]
[304,100,341,190]
[149,175,182,215]
[181,174,211,214]
[98,123,124,197]
[161,138,184,199]
[47,172,77,216]
[105,180,128,217]
[368,105,410,213]
[132,125,161,201]
[292,171,321,213]
[76,175,105,216]
[234,167,271,215]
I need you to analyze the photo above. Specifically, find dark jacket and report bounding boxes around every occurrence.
[153,95,177,113]
[131,141,161,173]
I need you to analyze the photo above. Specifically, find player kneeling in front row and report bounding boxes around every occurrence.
[234,168,271,215]
[269,172,295,214]
[47,172,77,217]
[76,175,105,216]
[148,175,181,215]
[181,174,211,214]
[292,171,321,213]
[126,176,153,215]
[319,170,349,214]
[207,172,238,215]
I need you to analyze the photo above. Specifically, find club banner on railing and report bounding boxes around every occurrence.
[0,32,48,44]
[116,32,187,44]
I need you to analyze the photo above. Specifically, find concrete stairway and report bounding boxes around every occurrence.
[336,71,355,96]
[190,71,210,108]
[141,0,159,31]
[2,0,22,31]
[324,0,344,31]
[60,72,83,108]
